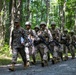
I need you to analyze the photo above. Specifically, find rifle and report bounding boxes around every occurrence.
[28,39,33,46]
[34,39,41,46]
[38,35,53,56]
[65,42,70,51]
[51,40,61,48]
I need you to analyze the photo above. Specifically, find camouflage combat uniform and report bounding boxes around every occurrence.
[11,27,27,64]
[34,25,41,59]
[50,21,61,64]
[9,19,28,71]
[69,30,76,59]
[38,22,52,67]
[25,22,37,65]
[61,29,70,60]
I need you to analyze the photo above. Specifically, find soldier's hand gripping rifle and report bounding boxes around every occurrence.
[28,38,33,46]
[51,40,61,48]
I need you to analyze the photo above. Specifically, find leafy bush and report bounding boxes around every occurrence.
[0,43,11,57]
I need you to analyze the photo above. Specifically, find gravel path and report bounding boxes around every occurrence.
[0,58,76,75]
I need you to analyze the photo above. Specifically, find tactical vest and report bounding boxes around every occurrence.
[40,28,49,38]
[50,28,59,40]
[26,29,33,36]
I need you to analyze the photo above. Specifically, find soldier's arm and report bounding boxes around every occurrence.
[56,30,60,41]
[32,30,36,37]
[22,28,28,43]
[48,30,53,42]
[31,30,38,41]
[73,35,76,42]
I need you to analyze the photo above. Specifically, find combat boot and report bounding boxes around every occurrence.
[59,52,63,61]
[27,61,30,66]
[9,64,15,71]
[24,61,30,68]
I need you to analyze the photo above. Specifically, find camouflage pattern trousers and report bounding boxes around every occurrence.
[61,44,69,57]
[69,45,75,58]
[25,45,36,62]
[12,47,27,64]
[38,43,48,61]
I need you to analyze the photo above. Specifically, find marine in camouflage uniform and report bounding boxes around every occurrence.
[58,28,64,61]
[9,19,27,71]
[25,21,36,65]
[50,21,61,64]
[38,22,53,67]
[34,25,42,62]
[61,29,70,61]
[69,30,76,59]
[34,25,50,63]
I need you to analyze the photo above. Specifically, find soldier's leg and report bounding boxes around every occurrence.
[55,46,61,62]
[47,51,50,61]
[39,47,44,67]
[39,49,43,62]
[25,47,30,66]
[64,45,68,61]
[58,51,63,61]
[42,46,48,67]
[51,46,55,64]
[70,46,75,59]
[72,46,75,59]
[52,46,60,64]
[31,46,36,65]
[18,47,27,67]
[58,44,63,61]
[9,48,18,71]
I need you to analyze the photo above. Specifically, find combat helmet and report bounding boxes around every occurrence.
[40,21,46,26]
[25,21,31,26]
[34,25,40,29]
[51,21,56,26]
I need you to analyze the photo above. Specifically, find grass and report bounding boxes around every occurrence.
[0,53,66,66]
[0,55,22,66]
[1,43,76,66]
[0,45,75,66]
[0,59,22,66]
[0,52,42,66]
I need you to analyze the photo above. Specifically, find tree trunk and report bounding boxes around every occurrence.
[0,1,4,47]
[45,0,50,27]
[26,0,30,21]
[9,0,22,52]
[59,0,66,32]
[9,0,16,51]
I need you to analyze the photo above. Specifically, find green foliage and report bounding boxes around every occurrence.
[65,0,76,29]
[0,43,11,57]
[2,0,76,45]
[0,59,11,65]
